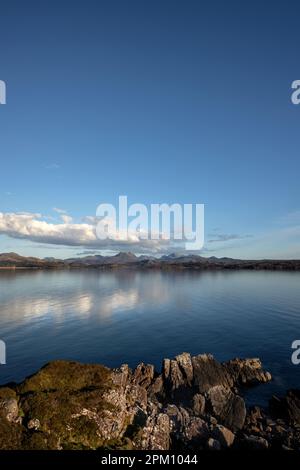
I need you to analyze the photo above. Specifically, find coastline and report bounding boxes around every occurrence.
[1,261,300,271]
[0,352,299,451]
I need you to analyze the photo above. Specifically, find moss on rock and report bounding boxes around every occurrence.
[14,361,117,449]
[0,415,23,449]
[17,360,111,394]
[0,387,17,401]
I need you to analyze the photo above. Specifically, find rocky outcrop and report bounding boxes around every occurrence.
[224,358,272,386]
[207,385,246,431]
[1,351,299,450]
[269,390,300,425]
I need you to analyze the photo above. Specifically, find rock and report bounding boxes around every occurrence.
[224,358,272,386]
[192,394,205,416]
[266,418,275,426]
[148,376,163,397]
[17,360,147,449]
[192,354,231,393]
[137,410,171,450]
[212,424,235,448]
[270,390,300,425]
[0,415,23,449]
[27,418,40,431]
[165,403,180,417]
[0,387,22,449]
[183,417,209,444]
[0,387,17,401]
[249,426,261,435]
[282,444,293,450]
[242,435,269,450]
[0,352,276,450]
[207,385,246,431]
[165,404,191,437]
[275,425,287,435]
[277,418,286,425]
[132,363,155,388]
[17,360,112,394]
[112,364,130,389]
[192,355,271,393]
[209,416,218,425]
[249,406,263,421]
[175,352,194,386]
[163,352,193,392]
[0,398,19,423]
[164,359,182,392]
[207,437,221,450]
[165,404,208,448]
[162,358,170,380]
[161,352,271,414]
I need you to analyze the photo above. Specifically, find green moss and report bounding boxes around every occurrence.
[0,417,23,449]
[22,431,52,450]
[20,388,114,446]
[0,386,23,449]
[65,415,101,449]
[17,360,111,394]
[0,360,123,450]
[100,437,134,450]
[0,387,17,400]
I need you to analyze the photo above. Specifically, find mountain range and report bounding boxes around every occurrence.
[0,252,300,271]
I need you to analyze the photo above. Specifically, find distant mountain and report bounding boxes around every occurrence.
[138,255,156,261]
[110,252,137,263]
[0,252,42,264]
[0,252,65,268]
[160,252,183,260]
[66,252,138,266]
[160,253,206,264]
[0,252,299,271]
[0,252,28,261]
[65,255,105,265]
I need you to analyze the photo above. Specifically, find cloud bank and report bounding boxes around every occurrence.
[0,211,260,256]
[0,211,173,254]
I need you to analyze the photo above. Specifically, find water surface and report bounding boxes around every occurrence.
[0,269,299,405]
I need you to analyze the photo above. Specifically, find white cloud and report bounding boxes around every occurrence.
[60,214,73,224]
[53,207,67,214]
[53,208,73,224]
[0,211,175,254]
[208,233,252,243]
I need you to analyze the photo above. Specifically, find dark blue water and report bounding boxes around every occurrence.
[0,269,300,406]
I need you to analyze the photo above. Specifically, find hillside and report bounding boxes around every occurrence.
[0,252,300,271]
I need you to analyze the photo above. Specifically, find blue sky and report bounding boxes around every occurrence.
[0,0,300,258]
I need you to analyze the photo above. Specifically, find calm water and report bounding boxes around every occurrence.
[0,269,300,406]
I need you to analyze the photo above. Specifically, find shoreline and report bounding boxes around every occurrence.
[1,251,300,272]
[1,262,300,272]
[0,352,299,450]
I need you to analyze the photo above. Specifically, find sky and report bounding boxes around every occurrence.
[0,0,300,259]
